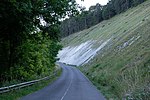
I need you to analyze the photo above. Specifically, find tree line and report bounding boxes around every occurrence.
[0,0,78,85]
[60,0,146,37]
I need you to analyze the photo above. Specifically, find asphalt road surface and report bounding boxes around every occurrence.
[21,63,106,100]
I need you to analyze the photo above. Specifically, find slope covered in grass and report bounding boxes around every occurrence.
[59,0,150,99]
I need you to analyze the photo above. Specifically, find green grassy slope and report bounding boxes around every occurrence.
[61,0,150,99]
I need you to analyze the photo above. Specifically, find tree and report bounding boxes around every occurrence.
[131,0,145,6]
[60,0,147,37]
[102,1,116,20]
[0,0,78,82]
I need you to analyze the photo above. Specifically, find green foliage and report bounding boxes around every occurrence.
[0,68,62,100]
[0,0,78,83]
[0,32,62,82]
[63,0,150,99]
[60,0,146,37]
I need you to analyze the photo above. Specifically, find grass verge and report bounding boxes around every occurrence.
[62,0,150,99]
[0,68,62,100]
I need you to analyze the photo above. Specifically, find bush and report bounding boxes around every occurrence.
[9,32,62,81]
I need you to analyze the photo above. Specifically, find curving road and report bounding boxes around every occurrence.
[21,63,105,100]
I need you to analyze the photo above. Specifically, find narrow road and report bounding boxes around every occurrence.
[21,63,105,100]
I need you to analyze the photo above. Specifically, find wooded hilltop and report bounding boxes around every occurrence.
[61,0,146,37]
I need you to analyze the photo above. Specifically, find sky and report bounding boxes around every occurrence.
[76,0,109,10]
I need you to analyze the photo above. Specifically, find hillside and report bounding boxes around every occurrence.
[58,0,150,99]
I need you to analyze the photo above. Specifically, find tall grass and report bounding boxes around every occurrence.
[113,65,149,100]
[61,0,150,99]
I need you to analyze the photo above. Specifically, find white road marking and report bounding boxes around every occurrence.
[60,69,73,100]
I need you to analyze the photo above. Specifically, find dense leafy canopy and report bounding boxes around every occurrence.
[0,0,78,83]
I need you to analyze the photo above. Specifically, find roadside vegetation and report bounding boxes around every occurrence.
[61,0,150,99]
[0,0,78,87]
[0,68,62,100]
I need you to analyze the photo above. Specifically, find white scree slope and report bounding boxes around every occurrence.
[58,39,111,66]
